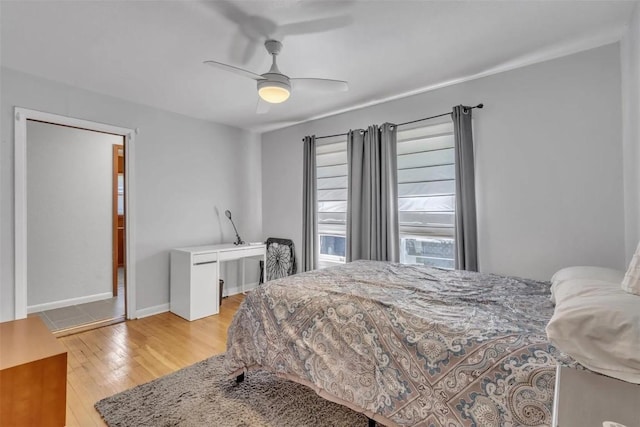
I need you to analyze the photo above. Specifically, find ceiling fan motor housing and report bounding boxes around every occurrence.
[264,39,283,56]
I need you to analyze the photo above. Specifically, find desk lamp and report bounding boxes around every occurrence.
[225,210,244,245]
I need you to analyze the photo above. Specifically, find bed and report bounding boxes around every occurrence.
[224,260,578,426]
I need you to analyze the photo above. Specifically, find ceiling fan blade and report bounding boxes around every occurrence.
[203,60,264,81]
[290,78,349,92]
[240,41,259,65]
[205,1,275,63]
[256,98,271,114]
[204,1,274,43]
[298,0,355,13]
[205,0,251,28]
[229,30,249,64]
[242,15,278,40]
[275,15,353,38]
[228,32,260,65]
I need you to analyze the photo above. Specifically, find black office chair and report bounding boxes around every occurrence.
[259,238,297,283]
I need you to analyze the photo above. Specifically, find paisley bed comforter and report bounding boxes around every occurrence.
[224,261,577,426]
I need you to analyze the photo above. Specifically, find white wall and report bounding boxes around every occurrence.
[262,43,625,281]
[621,3,640,262]
[1,67,262,321]
[27,121,120,308]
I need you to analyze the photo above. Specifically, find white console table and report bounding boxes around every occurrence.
[170,243,266,321]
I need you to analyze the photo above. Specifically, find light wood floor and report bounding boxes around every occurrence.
[59,294,244,426]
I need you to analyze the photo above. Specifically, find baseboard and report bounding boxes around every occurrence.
[224,281,259,297]
[27,292,113,314]
[135,303,169,319]
[135,284,254,319]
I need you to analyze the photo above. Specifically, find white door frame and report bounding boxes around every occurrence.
[14,107,137,320]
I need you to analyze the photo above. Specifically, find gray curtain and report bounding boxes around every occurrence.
[453,105,478,271]
[346,123,399,262]
[301,135,317,272]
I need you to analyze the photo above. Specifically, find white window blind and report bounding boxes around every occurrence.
[316,138,347,266]
[397,122,455,236]
[397,122,456,269]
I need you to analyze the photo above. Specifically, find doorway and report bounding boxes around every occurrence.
[25,121,125,333]
[14,108,137,329]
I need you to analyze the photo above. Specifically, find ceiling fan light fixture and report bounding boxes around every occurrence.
[257,80,290,103]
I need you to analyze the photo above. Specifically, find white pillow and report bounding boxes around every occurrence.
[551,266,625,284]
[622,242,640,296]
[550,266,624,303]
[546,278,640,384]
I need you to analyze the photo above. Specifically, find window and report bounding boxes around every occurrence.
[397,122,456,269]
[314,123,456,269]
[316,138,348,268]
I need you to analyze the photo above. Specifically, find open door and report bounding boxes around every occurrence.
[112,144,125,302]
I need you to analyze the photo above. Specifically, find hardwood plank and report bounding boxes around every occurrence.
[66,383,101,427]
[60,294,243,427]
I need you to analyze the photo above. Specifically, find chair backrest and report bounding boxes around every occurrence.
[264,237,297,281]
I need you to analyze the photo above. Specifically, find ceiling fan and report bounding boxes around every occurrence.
[204,39,348,113]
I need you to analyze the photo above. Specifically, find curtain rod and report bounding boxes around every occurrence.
[306,103,484,141]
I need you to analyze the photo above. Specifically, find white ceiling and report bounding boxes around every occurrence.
[1,1,636,132]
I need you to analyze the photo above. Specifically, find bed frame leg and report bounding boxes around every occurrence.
[368,417,376,427]
[236,373,245,384]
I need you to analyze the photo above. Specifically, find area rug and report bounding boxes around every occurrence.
[95,354,368,427]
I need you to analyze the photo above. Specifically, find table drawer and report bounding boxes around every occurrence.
[218,246,265,261]
[192,252,217,265]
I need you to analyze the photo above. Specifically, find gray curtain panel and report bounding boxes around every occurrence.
[346,123,400,262]
[453,105,478,271]
[302,135,318,272]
